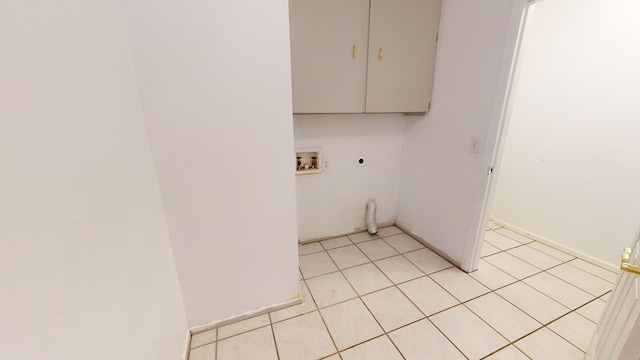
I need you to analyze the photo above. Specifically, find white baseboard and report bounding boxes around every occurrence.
[394,220,462,268]
[182,329,192,360]
[188,295,303,336]
[490,217,619,273]
[298,220,396,244]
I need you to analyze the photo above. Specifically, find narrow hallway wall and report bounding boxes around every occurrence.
[121,0,300,326]
[1,1,188,358]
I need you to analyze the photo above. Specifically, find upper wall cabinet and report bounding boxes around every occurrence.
[289,0,442,114]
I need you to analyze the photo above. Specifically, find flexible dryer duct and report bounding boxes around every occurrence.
[366,201,378,235]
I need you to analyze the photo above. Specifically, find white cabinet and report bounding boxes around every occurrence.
[289,0,370,113]
[289,0,442,114]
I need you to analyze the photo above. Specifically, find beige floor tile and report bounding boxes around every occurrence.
[469,260,517,290]
[487,220,502,230]
[495,228,534,244]
[383,233,424,254]
[496,282,570,324]
[217,326,277,360]
[191,329,216,348]
[340,335,403,360]
[403,248,453,275]
[356,239,398,261]
[524,272,594,309]
[388,319,465,360]
[507,245,563,270]
[466,293,541,342]
[398,276,459,316]
[374,255,424,284]
[576,298,607,323]
[327,245,370,269]
[218,314,270,340]
[527,241,575,261]
[548,263,614,296]
[569,258,619,283]
[430,305,508,359]
[515,327,584,360]
[348,231,380,243]
[362,287,423,332]
[481,242,501,257]
[306,272,357,308]
[272,311,336,360]
[290,225,614,360]
[485,231,522,250]
[321,355,340,360]
[320,299,384,351]
[484,252,541,279]
[299,252,338,279]
[320,236,352,250]
[429,267,490,302]
[298,242,324,255]
[270,280,317,323]
[342,263,393,296]
[376,226,403,237]
[484,345,529,360]
[404,248,453,275]
[189,342,216,360]
[548,312,596,351]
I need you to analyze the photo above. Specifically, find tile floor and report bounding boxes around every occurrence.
[189,223,617,360]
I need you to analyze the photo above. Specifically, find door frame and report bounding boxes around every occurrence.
[461,0,537,272]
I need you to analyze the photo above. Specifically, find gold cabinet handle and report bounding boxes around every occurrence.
[621,247,640,275]
[378,47,384,61]
[352,44,357,59]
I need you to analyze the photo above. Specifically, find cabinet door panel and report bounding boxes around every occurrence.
[289,0,369,113]
[366,0,442,113]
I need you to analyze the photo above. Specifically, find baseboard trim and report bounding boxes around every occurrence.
[394,220,462,269]
[298,220,396,244]
[490,217,619,273]
[189,296,303,335]
[182,329,192,360]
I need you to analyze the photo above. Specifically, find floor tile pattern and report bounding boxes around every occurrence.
[189,223,617,360]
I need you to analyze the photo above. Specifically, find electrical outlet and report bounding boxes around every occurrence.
[470,137,481,154]
[323,158,330,171]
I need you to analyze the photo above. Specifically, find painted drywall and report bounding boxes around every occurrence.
[396,0,525,268]
[491,0,640,267]
[0,1,188,359]
[121,0,299,326]
[294,115,405,241]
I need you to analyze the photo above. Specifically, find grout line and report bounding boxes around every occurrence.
[545,312,594,353]
[314,247,356,356]
[319,234,431,358]
[268,313,281,360]
[384,333,408,360]
[543,323,588,354]
[423,316,470,360]
[190,226,609,360]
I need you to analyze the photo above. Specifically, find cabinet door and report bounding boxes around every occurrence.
[365,0,442,113]
[289,0,370,113]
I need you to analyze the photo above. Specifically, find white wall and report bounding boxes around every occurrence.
[0,1,188,359]
[294,115,405,241]
[492,0,640,267]
[121,0,300,326]
[397,0,525,268]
